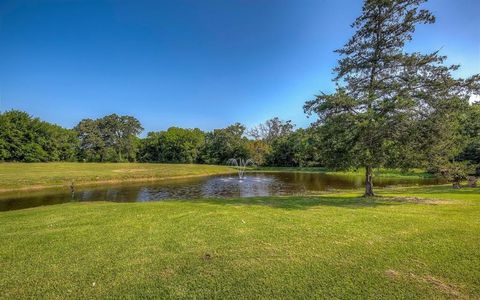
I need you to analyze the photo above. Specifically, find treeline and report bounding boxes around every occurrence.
[0,111,319,166]
[0,111,78,162]
[0,106,479,173]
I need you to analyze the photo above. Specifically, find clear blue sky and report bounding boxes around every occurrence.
[1,0,479,134]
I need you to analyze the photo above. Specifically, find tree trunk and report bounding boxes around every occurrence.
[364,166,374,197]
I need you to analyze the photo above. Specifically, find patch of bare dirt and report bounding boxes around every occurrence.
[112,169,148,173]
[385,269,401,279]
[386,197,452,205]
[384,270,464,298]
[420,275,462,298]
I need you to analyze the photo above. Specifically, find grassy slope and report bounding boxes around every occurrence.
[0,163,235,192]
[1,187,479,299]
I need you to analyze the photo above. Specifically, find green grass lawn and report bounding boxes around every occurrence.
[0,162,235,192]
[1,186,479,299]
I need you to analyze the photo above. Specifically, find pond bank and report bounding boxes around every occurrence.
[0,162,235,193]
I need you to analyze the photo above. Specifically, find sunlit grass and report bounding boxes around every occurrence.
[0,162,235,191]
[1,185,479,298]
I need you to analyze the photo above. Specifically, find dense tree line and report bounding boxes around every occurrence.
[0,110,320,166]
[0,107,478,177]
[0,110,77,162]
[139,127,205,163]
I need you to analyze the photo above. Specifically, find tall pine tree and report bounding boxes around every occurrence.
[305,0,479,196]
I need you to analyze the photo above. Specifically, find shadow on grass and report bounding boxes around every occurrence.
[171,195,402,210]
[381,185,480,195]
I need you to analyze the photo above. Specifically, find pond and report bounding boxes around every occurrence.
[0,172,441,211]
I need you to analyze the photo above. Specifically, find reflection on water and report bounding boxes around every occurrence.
[0,172,441,211]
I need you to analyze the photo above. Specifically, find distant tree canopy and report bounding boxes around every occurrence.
[265,128,319,167]
[248,118,319,167]
[0,110,77,162]
[248,117,295,143]
[0,106,478,175]
[75,114,143,162]
[201,123,250,165]
[139,127,205,163]
[304,0,479,195]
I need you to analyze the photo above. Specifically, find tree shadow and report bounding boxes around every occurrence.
[172,195,403,210]
[381,185,480,196]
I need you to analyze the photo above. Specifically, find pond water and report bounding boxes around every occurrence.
[0,172,441,211]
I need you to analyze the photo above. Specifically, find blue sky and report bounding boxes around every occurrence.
[1,0,479,134]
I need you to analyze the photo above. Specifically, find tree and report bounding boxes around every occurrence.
[245,140,270,166]
[75,114,143,162]
[305,0,479,196]
[74,118,106,161]
[248,117,294,143]
[437,161,473,189]
[201,123,249,164]
[265,128,318,167]
[99,114,143,162]
[0,110,78,162]
[139,127,205,163]
[458,103,480,175]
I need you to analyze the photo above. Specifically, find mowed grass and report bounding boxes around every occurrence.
[1,186,479,299]
[0,163,235,191]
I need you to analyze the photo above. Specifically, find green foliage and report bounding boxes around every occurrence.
[248,118,320,167]
[245,140,270,166]
[265,128,318,167]
[248,117,294,143]
[75,114,143,162]
[73,118,104,161]
[201,123,249,164]
[140,127,205,163]
[310,111,362,170]
[304,0,480,195]
[0,111,323,166]
[458,103,480,174]
[434,161,474,188]
[0,110,78,162]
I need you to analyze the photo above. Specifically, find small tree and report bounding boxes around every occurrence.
[436,161,473,189]
[248,117,294,143]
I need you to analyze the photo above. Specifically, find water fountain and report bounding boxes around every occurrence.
[227,158,255,179]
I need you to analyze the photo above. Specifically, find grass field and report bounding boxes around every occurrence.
[1,186,479,299]
[0,163,235,192]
